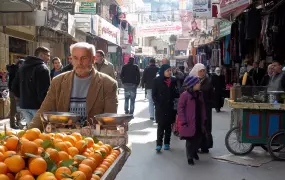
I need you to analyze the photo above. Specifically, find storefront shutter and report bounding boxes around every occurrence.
[0,32,9,71]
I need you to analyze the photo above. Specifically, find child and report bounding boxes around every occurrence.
[178,75,206,165]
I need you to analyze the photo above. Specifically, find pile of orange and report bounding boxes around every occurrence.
[0,128,121,180]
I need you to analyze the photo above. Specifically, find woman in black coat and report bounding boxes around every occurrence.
[152,64,178,152]
[190,63,214,153]
[211,67,226,112]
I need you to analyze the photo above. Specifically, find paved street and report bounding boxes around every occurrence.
[117,89,285,180]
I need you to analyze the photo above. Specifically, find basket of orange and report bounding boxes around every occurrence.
[0,127,129,180]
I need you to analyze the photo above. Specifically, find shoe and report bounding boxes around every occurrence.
[150,117,154,121]
[188,159,195,165]
[164,144,170,150]
[156,146,162,152]
[194,153,199,160]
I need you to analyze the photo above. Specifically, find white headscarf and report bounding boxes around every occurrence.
[189,63,206,77]
[215,67,221,76]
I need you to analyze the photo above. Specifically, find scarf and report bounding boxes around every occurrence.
[164,78,171,87]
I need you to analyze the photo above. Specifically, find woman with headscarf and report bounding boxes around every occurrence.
[189,63,213,153]
[152,64,179,152]
[211,67,226,112]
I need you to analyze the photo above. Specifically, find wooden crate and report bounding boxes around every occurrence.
[0,98,10,119]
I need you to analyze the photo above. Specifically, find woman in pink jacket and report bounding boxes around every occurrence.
[178,75,207,165]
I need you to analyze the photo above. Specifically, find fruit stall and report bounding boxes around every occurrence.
[0,112,132,180]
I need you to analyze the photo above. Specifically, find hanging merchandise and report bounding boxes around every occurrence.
[224,35,230,65]
[245,7,262,40]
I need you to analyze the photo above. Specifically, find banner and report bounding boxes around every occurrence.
[220,0,249,17]
[193,0,211,18]
[48,0,75,14]
[137,22,182,37]
[46,4,68,32]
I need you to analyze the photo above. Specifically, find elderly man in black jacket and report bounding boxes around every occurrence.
[141,58,159,120]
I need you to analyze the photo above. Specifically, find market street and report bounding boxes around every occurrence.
[116,89,285,180]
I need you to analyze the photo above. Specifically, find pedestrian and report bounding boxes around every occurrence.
[50,57,63,79]
[6,59,24,129]
[94,50,116,79]
[12,46,51,125]
[62,55,73,72]
[189,63,213,153]
[152,64,179,152]
[260,64,273,86]
[178,75,206,165]
[211,67,226,112]
[120,57,140,115]
[141,58,159,120]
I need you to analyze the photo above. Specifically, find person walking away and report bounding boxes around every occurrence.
[62,55,73,72]
[12,47,51,125]
[6,59,24,129]
[190,63,213,153]
[120,57,140,115]
[178,75,206,165]
[141,58,159,120]
[248,62,266,86]
[172,67,186,93]
[94,50,116,79]
[211,67,226,112]
[260,64,273,86]
[152,64,179,152]
[50,57,63,79]
[268,59,285,91]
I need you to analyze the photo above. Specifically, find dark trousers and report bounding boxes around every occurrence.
[157,123,172,146]
[186,136,201,159]
[124,83,137,114]
[9,92,20,127]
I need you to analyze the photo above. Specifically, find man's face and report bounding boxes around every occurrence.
[53,60,61,70]
[272,62,282,74]
[164,68,172,77]
[95,53,103,63]
[68,56,72,64]
[40,52,50,63]
[72,48,95,77]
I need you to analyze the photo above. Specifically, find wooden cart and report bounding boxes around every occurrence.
[225,99,285,160]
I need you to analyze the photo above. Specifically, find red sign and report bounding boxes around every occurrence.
[220,0,249,17]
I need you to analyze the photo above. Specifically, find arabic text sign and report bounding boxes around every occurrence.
[49,0,75,14]
[138,22,182,37]
[46,4,68,32]
[96,15,120,45]
[220,0,249,17]
[79,2,96,13]
[193,0,211,18]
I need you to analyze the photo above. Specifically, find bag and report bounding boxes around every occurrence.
[201,132,213,149]
[172,115,180,137]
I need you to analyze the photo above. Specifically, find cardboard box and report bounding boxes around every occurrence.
[0,98,10,119]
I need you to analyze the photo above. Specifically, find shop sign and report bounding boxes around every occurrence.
[217,21,232,38]
[75,0,96,2]
[220,0,249,17]
[193,0,211,18]
[137,22,182,37]
[75,14,92,33]
[46,4,68,32]
[48,0,75,14]
[96,15,120,45]
[79,2,96,13]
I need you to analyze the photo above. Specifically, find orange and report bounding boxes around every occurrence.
[3,151,16,159]
[94,167,106,177]
[39,133,51,141]
[33,139,43,147]
[75,140,88,153]
[61,178,73,180]
[0,174,10,180]
[104,144,113,152]
[46,148,60,163]
[0,145,7,153]
[54,142,68,152]
[18,175,35,180]
[53,138,63,144]
[44,177,57,180]
[30,128,41,136]
[112,149,120,156]
[97,141,103,146]
[99,147,108,155]
[71,132,82,141]
[5,136,19,151]
[15,169,32,179]
[82,152,90,157]
[65,141,73,148]
[54,133,65,140]
[102,160,112,167]
[58,151,69,161]
[98,164,108,171]
[24,129,39,141]
[84,137,94,148]
[63,135,76,146]
[29,157,47,175]
[4,155,25,173]
[67,147,79,157]
[107,154,117,160]
[38,147,44,154]
[78,164,92,179]
[103,158,114,165]
[0,162,8,174]
[6,131,16,136]
[36,172,54,180]
[71,171,86,180]
[92,174,101,180]
[21,141,38,156]
[93,144,100,150]
[55,167,71,180]
[6,173,15,180]
[100,145,110,154]
[0,152,4,162]
[81,158,97,171]
[89,152,103,164]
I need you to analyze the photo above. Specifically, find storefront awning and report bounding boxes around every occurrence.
[0,0,36,12]
[0,11,46,26]
[175,39,190,51]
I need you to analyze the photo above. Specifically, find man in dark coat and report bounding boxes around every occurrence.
[12,46,51,125]
[211,67,226,112]
[62,55,73,72]
[248,62,266,86]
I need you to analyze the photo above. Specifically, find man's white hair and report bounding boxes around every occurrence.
[70,42,96,57]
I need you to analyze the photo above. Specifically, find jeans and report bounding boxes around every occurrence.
[157,123,172,146]
[21,109,38,125]
[124,83,137,114]
[146,89,155,118]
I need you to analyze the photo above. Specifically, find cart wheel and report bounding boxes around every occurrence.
[225,127,254,155]
[268,130,285,161]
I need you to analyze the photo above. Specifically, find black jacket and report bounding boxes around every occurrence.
[6,64,19,90]
[120,62,140,86]
[62,63,73,72]
[50,66,63,80]
[141,65,159,89]
[12,56,50,109]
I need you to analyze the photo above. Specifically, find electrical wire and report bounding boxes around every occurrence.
[123,9,193,14]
